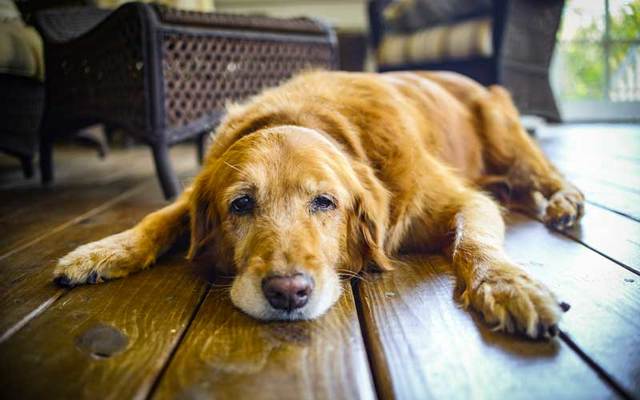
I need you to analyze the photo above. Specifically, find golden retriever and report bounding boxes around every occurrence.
[53,71,583,339]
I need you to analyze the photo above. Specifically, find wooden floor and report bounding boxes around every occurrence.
[0,125,638,400]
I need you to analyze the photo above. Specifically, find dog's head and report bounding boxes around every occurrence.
[187,125,392,320]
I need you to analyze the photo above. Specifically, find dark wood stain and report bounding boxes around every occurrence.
[75,323,129,359]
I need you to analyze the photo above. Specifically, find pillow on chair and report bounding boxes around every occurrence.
[0,1,44,81]
[378,17,493,66]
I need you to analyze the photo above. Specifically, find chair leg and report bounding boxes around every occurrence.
[39,135,54,185]
[19,155,34,179]
[152,144,180,200]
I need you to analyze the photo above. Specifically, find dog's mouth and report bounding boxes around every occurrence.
[262,308,311,321]
[229,268,342,321]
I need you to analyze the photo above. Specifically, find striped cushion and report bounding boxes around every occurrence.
[0,1,44,80]
[378,17,493,66]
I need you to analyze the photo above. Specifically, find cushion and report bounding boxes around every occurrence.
[383,0,492,33]
[0,1,44,80]
[378,17,492,66]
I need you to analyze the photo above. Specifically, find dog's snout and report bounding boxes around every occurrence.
[262,273,314,311]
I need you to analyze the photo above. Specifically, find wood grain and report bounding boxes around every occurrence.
[548,158,639,196]
[555,174,640,222]
[357,254,617,400]
[539,125,640,196]
[538,124,640,165]
[153,281,376,400]
[0,252,208,399]
[556,204,640,275]
[504,213,640,397]
[0,145,196,257]
[0,183,167,340]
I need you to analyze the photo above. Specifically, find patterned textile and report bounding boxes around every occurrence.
[378,17,492,65]
[0,0,44,80]
[383,0,491,33]
[92,0,214,12]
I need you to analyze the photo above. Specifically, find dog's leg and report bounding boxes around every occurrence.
[444,190,562,339]
[53,188,191,286]
[477,86,584,229]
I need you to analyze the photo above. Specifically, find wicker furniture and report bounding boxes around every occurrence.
[35,3,338,199]
[0,74,44,178]
[368,0,564,121]
[0,1,46,178]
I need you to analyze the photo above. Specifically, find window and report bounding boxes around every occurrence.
[551,0,640,121]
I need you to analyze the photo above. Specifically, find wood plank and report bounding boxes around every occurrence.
[0,144,196,191]
[547,157,640,196]
[0,145,197,257]
[0,184,143,259]
[558,204,640,275]
[538,125,640,195]
[0,252,208,399]
[357,254,618,400]
[566,175,640,222]
[535,126,640,273]
[538,124,640,164]
[152,281,376,400]
[0,182,166,340]
[505,213,640,396]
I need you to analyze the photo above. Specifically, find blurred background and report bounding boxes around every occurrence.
[215,0,640,122]
[552,0,639,121]
[1,0,638,192]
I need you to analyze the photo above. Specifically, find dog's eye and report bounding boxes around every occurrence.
[230,195,255,215]
[311,194,336,212]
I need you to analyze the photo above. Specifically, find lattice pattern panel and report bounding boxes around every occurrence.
[161,32,335,134]
[44,5,147,135]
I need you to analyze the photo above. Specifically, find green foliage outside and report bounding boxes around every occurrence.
[559,0,639,100]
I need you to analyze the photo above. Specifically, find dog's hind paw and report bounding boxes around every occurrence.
[543,189,584,230]
[462,263,563,339]
[53,229,152,287]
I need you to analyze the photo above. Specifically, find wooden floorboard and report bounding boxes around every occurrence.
[0,253,208,399]
[1,125,638,400]
[564,175,640,222]
[0,145,196,257]
[505,213,640,397]
[0,145,197,341]
[357,254,617,400]
[538,124,640,164]
[358,210,640,398]
[539,125,640,273]
[0,145,209,399]
[0,183,165,340]
[152,281,376,400]
[539,124,640,198]
[554,204,640,275]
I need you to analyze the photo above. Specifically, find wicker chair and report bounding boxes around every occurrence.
[0,75,44,179]
[368,0,564,121]
[35,3,338,199]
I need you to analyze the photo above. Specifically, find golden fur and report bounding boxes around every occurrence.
[54,71,584,337]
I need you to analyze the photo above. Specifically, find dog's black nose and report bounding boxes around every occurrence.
[262,273,314,311]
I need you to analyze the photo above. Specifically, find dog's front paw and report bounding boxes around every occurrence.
[461,264,562,339]
[543,189,584,230]
[53,229,152,287]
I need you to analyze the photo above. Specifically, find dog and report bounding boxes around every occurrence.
[53,70,584,339]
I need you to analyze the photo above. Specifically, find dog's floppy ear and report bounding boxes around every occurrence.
[348,162,393,272]
[186,169,219,261]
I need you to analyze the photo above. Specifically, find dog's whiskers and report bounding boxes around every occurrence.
[336,269,370,283]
